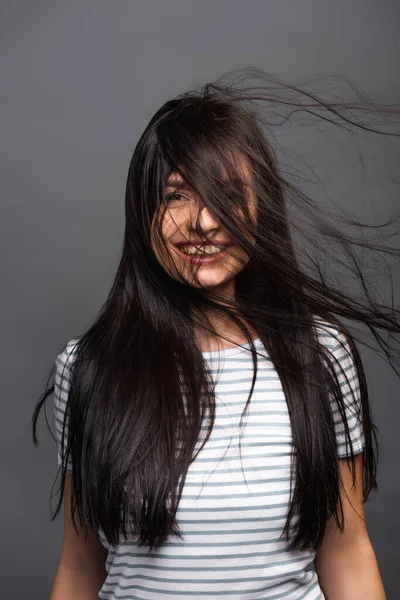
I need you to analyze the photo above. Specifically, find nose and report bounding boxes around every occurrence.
[190,201,220,234]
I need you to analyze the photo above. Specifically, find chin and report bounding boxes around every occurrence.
[192,274,236,291]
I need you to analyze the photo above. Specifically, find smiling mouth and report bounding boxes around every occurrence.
[173,243,231,264]
[179,245,227,256]
[175,242,231,254]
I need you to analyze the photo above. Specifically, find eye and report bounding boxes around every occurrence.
[164,192,188,203]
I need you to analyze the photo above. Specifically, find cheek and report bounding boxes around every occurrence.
[160,215,176,240]
[151,211,169,250]
[150,217,179,273]
[156,206,181,239]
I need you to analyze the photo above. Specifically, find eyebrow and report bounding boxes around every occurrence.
[165,176,247,190]
[165,178,193,191]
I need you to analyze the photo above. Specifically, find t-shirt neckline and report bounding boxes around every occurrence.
[201,337,262,358]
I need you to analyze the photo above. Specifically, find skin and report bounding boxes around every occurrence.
[50,474,108,599]
[150,162,257,299]
[150,162,258,349]
[315,453,387,599]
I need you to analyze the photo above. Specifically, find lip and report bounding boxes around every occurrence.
[175,241,232,248]
[172,244,231,265]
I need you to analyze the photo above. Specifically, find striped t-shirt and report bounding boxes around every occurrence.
[53,322,365,600]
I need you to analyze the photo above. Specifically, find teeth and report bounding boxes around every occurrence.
[180,245,224,255]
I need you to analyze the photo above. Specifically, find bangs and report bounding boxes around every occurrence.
[156,112,257,247]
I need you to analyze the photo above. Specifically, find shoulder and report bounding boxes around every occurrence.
[55,338,80,372]
[312,315,356,365]
[313,315,348,346]
[53,339,81,472]
[54,337,81,396]
[312,316,366,457]
[312,315,361,394]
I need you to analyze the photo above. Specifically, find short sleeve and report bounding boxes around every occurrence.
[316,321,366,458]
[53,339,79,472]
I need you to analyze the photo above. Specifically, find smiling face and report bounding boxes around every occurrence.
[150,160,257,298]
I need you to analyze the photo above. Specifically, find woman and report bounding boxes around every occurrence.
[33,69,399,599]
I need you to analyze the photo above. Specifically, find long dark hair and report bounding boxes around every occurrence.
[32,68,400,553]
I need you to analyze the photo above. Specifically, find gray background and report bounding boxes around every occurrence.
[1,1,399,599]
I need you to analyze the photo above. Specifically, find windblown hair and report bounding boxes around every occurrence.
[32,68,400,553]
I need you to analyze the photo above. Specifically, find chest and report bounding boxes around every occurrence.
[180,353,296,513]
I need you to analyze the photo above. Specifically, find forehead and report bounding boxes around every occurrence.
[165,174,194,190]
[166,160,252,190]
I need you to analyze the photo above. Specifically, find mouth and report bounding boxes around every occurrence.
[173,242,232,265]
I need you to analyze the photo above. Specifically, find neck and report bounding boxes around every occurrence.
[191,283,258,352]
[207,277,236,305]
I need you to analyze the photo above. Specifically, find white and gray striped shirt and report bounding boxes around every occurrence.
[53,322,365,599]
